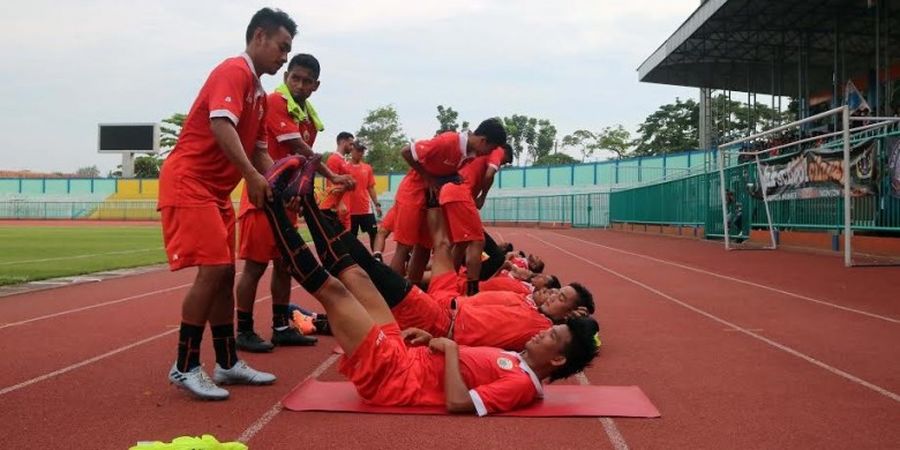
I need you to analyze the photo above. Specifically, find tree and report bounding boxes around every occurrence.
[533,152,577,166]
[75,165,100,178]
[501,115,530,165]
[561,130,598,162]
[159,113,186,153]
[134,155,162,178]
[633,97,699,156]
[357,105,409,173]
[435,105,460,134]
[533,119,557,163]
[596,125,632,159]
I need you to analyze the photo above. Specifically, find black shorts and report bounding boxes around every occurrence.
[351,214,377,235]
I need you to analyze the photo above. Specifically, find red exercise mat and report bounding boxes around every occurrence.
[282,379,660,418]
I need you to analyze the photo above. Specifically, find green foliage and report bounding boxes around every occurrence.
[633,97,699,156]
[357,105,408,173]
[75,165,100,178]
[532,152,577,166]
[561,130,598,162]
[435,105,460,134]
[596,125,632,159]
[501,115,558,166]
[134,155,163,178]
[160,113,186,153]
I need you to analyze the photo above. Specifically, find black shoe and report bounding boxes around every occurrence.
[272,327,318,346]
[313,315,332,336]
[236,331,275,353]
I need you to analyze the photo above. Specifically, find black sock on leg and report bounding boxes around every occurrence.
[263,200,329,293]
[466,279,479,296]
[301,194,356,275]
[211,323,238,369]
[236,310,254,334]
[272,304,290,330]
[176,323,204,372]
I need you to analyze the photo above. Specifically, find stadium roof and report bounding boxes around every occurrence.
[638,0,900,96]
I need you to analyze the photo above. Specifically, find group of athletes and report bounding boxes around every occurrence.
[157,7,600,416]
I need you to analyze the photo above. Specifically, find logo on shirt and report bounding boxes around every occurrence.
[374,330,387,347]
[280,121,287,128]
[225,96,232,103]
[496,357,514,371]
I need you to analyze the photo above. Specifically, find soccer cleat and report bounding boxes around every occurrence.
[168,363,230,400]
[265,155,307,200]
[272,327,319,346]
[236,330,275,353]
[213,360,277,385]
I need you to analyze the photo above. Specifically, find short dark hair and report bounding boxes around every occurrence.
[473,118,507,146]
[352,141,367,152]
[246,8,297,44]
[503,242,514,253]
[569,282,595,315]
[549,316,600,382]
[288,53,320,79]
[500,143,514,165]
[530,258,545,274]
[547,275,561,290]
[336,132,354,143]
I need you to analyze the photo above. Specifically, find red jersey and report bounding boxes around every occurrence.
[319,153,352,210]
[343,324,543,416]
[347,162,376,215]
[237,92,318,218]
[454,290,552,351]
[480,275,533,296]
[440,146,504,203]
[394,131,471,206]
[159,54,267,209]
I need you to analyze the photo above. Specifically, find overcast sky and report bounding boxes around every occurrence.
[0,0,700,174]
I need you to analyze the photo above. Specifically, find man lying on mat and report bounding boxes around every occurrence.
[262,156,600,415]
[297,188,595,352]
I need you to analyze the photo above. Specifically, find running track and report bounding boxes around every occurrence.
[0,227,897,449]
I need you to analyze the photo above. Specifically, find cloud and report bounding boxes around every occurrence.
[0,0,701,173]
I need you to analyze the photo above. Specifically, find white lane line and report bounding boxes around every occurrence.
[237,354,341,444]
[531,234,900,404]
[0,247,163,266]
[0,290,284,397]
[552,232,900,324]
[575,373,629,450]
[0,283,193,330]
[237,248,398,443]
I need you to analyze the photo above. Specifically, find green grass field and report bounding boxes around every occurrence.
[0,224,313,286]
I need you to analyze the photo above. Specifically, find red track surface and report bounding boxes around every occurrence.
[1,228,898,449]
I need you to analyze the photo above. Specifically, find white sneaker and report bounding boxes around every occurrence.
[168,363,229,400]
[213,360,277,385]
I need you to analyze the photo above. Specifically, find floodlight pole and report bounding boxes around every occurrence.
[842,106,851,267]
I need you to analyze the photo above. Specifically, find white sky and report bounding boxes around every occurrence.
[0,0,700,174]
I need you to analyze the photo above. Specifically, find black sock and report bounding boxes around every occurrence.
[466,279,479,296]
[263,200,329,293]
[211,323,238,369]
[479,232,505,280]
[176,323,204,372]
[236,310,254,334]
[338,230,413,307]
[272,304,290,329]
[300,194,356,275]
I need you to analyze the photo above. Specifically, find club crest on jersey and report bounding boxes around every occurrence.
[496,357,514,371]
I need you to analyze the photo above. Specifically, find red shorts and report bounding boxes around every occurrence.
[392,201,430,248]
[161,205,236,271]
[441,200,484,244]
[238,209,298,263]
[338,323,443,407]
[427,270,461,306]
[391,285,452,337]
[380,206,397,232]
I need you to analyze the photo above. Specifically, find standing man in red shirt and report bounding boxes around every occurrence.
[235,53,347,353]
[390,119,507,282]
[347,142,382,249]
[157,8,297,400]
[440,143,512,295]
[318,132,356,230]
